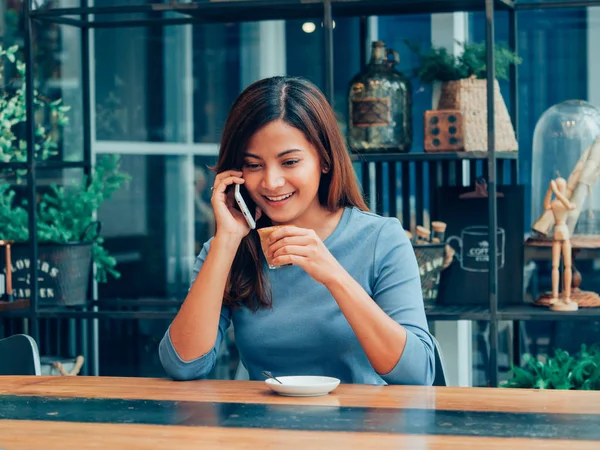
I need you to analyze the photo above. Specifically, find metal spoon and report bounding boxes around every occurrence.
[262,370,283,384]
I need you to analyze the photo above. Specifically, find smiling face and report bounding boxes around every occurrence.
[242,119,325,226]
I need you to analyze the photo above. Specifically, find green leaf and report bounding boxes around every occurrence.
[0,154,129,282]
[504,344,600,390]
[406,39,522,84]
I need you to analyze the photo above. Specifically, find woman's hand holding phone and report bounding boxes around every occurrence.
[211,170,261,241]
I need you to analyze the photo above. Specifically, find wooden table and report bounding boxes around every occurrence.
[1,376,600,449]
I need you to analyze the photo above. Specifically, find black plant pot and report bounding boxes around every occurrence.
[0,242,92,307]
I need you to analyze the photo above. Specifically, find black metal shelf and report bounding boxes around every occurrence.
[425,305,491,321]
[14,0,595,383]
[30,0,514,28]
[498,305,600,321]
[4,300,600,321]
[5,304,474,321]
[516,0,600,10]
[332,0,514,16]
[0,298,182,320]
[0,308,177,320]
[0,160,90,170]
[426,304,600,321]
[350,151,518,163]
[4,302,487,321]
[15,0,513,384]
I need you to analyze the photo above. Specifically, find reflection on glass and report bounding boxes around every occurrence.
[377,14,431,156]
[194,164,215,254]
[98,155,176,299]
[193,23,241,143]
[95,26,149,141]
[1,10,84,163]
[285,17,361,135]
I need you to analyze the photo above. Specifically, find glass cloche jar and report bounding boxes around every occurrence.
[531,100,600,237]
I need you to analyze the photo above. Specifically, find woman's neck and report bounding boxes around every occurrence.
[274,202,345,242]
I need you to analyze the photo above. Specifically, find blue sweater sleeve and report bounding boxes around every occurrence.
[372,218,435,385]
[158,240,232,381]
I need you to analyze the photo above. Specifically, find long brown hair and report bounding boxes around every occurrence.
[213,76,368,310]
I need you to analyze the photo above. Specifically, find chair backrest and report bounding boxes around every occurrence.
[432,335,448,386]
[0,334,42,376]
[234,361,250,380]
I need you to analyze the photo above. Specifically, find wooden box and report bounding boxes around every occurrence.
[424,109,465,152]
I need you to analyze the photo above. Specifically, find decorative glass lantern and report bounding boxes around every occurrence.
[531,100,600,237]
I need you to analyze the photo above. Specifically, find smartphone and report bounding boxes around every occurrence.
[234,183,256,229]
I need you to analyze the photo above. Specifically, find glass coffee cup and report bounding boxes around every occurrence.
[257,225,290,269]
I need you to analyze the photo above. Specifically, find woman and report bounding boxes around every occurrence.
[159,76,435,385]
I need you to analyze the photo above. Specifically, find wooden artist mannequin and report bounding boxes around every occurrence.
[543,177,578,311]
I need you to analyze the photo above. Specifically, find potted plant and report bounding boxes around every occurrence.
[502,344,600,390]
[0,45,130,306]
[408,41,522,152]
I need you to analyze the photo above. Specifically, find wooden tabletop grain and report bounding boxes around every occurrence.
[1,376,599,449]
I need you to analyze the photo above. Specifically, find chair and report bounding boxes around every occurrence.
[432,335,448,386]
[0,334,42,376]
[234,361,250,380]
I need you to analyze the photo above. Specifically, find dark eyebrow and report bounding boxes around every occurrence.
[244,149,302,159]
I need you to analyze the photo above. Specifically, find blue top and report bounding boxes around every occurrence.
[159,207,435,385]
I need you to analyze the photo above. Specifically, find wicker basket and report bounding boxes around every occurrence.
[413,243,446,307]
[437,77,518,152]
[0,242,92,306]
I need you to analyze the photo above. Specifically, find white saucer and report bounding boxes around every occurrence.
[265,376,340,397]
